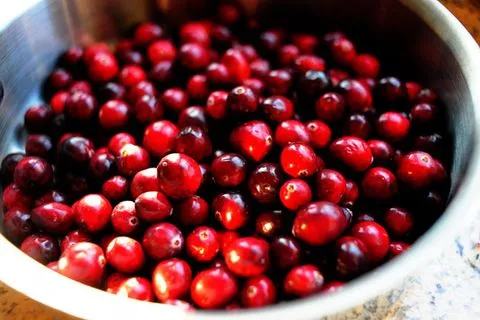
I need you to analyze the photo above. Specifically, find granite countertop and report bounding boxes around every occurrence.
[1,1,480,319]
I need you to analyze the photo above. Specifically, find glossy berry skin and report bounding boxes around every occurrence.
[351,221,390,263]
[13,156,53,191]
[376,77,406,103]
[24,105,53,133]
[106,236,145,273]
[331,38,356,65]
[343,114,371,140]
[389,241,410,257]
[60,230,91,252]
[316,169,347,204]
[87,52,119,83]
[241,275,277,308]
[211,153,247,187]
[292,34,318,54]
[270,236,301,270]
[261,95,294,122]
[280,179,312,211]
[293,201,347,245]
[178,106,208,132]
[384,207,414,237]
[102,175,129,201]
[143,120,179,158]
[152,258,192,302]
[177,196,209,226]
[352,54,380,78]
[2,183,33,210]
[227,86,258,113]
[58,242,106,287]
[134,22,164,46]
[265,69,292,95]
[117,144,150,176]
[111,201,139,235]
[187,74,210,101]
[25,134,53,158]
[119,65,146,88]
[206,62,230,85]
[191,267,238,309]
[48,68,72,91]
[135,191,173,222]
[280,143,318,178]
[248,163,283,204]
[147,40,177,63]
[206,91,228,119]
[222,48,251,84]
[243,78,265,97]
[397,151,436,188]
[339,79,372,113]
[98,100,130,129]
[315,92,345,122]
[31,203,74,235]
[335,236,370,277]
[230,121,273,162]
[174,126,212,161]
[224,237,269,277]
[329,136,373,172]
[368,140,394,166]
[57,136,95,172]
[130,168,158,199]
[180,22,210,46]
[186,226,220,262]
[342,180,359,207]
[1,153,25,185]
[2,208,34,245]
[64,91,98,121]
[108,133,136,155]
[157,153,202,200]
[212,192,249,230]
[134,95,163,123]
[250,59,271,79]
[411,103,438,125]
[306,120,331,148]
[179,43,210,71]
[275,120,310,147]
[162,88,188,113]
[50,91,69,114]
[128,81,157,104]
[362,167,398,200]
[376,112,410,142]
[20,234,60,265]
[74,194,112,233]
[88,151,115,181]
[142,222,184,260]
[294,54,325,73]
[283,265,324,297]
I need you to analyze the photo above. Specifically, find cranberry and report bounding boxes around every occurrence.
[187,74,210,101]
[280,143,318,178]
[2,208,34,245]
[178,106,208,131]
[64,92,98,122]
[416,88,438,103]
[211,153,247,187]
[62,173,89,199]
[149,61,174,87]
[389,241,410,257]
[316,169,347,204]
[102,175,129,201]
[212,192,249,230]
[2,183,33,210]
[69,81,93,95]
[13,156,53,191]
[87,52,119,82]
[147,40,177,63]
[60,229,91,252]
[119,65,146,88]
[384,207,414,237]
[294,55,325,73]
[31,203,74,234]
[352,54,380,78]
[206,91,228,119]
[206,62,230,85]
[174,126,212,161]
[57,136,95,172]
[113,276,154,302]
[269,236,302,270]
[164,299,194,311]
[89,151,115,180]
[340,180,358,207]
[255,211,284,238]
[275,120,310,147]
[162,88,189,113]
[106,236,145,273]
[227,86,258,113]
[74,194,112,233]
[322,281,345,294]
[117,50,145,66]
[367,140,394,165]
[135,191,173,222]
[99,100,131,129]
[157,153,202,200]
[250,59,271,79]
[108,133,136,155]
[48,68,73,91]
[134,22,164,46]
[260,29,285,52]
[58,242,106,287]
[142,222,183,260]
[222,48,251,84]
[1,153,25,185]
[265,69,292,95]
[230,120,273,162]
[176,196,208,227]
[411,103,438,125]
[180,22,210,46]
[376,77,406,102]
[397,151,435,188]
[329,136,373,172]
[224,237,269,277]
[260,95,294,122]
[351,221,390,263]
[191,267,238,309]
[143,120,179,157]
[61,46,83,69]
[128,81,157,104]
[293,201,347,245]
[343,114,371,139]
[24,105,53,133]
[99,234,117,252]
[186,226,220,262]
[279,179,312,211]
[284,265,324,297]
[243,78,265,96]
[362,167,398,200]
[335,236,369,277]
[50,91,69,114]
[315,92,345,122]
[376,112,410,142]
[305,120,331,149]
[339,79,372,113]
[117,144,150,176]
[297,70,331,103]
[20,234,59,265]
[130,168,158,199]
[405,82,422,101]
[84,43,111,63]
[179,43,210,70]
[152,258,192,302]
[134,95,163,124]
[111,201,139,235]
[278,44,299,66]
[248,163,283,204]
[241,275,276,308]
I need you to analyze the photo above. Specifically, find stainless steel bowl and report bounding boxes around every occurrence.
[1,0,479,319]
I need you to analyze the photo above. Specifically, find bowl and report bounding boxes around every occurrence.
[1,0,480,319]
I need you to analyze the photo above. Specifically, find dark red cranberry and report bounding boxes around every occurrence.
[186,226,220,262]
[117,144,150,176]
[106,236,145,273]
[174,126,212,161]
[211,153,247,187]
[20,234,59,265]
[206,62,230,85]
[248,163,283,204]
[179,43,210,70]
[405,82,422,102]
[335,236,369,277]
[99,82,126,103]
[152,258,192,302]
[243,78,265,96]
[224,237,269,277]
[69,81,93,95]
[376,112,410,142]
[108,132,136,156]
[255,211,284,238]
[270,236,301,270]
[206,90,228,119]
[135,191,173,222]
[84,43,110,63]
[352,54,380,78]
[178,106,208,131]
[362,167,398,200]
[389,241,410,257]
[147,40,177,63]
[62,173,89,199]
[330,38,356,65]
[278,44,299,66]
[60,229,91,252]
[217,3,241,25]
[74,194,112,233]
[102,175,129,201]
[416,88,438,103]
[48,68,73,91]
[230,120,273,162]
[343,114,371,139]
[275,120,310,147]
[128,80,157,104]
[162,88,189,113]
[227,86,258,113]
[355,213,376,223]
[316,169,346,204]
[142,222,184,260]
[157,153,202,200]
[250,59,271,79]
[187,74,210,101]
[294,55,325,74]
[134,22,164,46]
[24,105,53,133]
[25,134,53,159]
[315,92,345,122]
[280,143,318,178]
[117,50,145,66]
[57,136,95,172]
[143,120,179,157]
[177,196,209,227]
[89,151,115,180]
[297,70,331,102]
[130,168,158,199]
[191,267,238,309]
[284,265,324,297]
[292,33,318,54]
[322,281,345,294]
[212,192,249,230]
[98,234,117,252]
[339,79,372,113]
[261,95,294,122]
[351,221,390,263]
[2,208,34,245]
[222,48,251,84]
[411,103,438,125]
[367,140,394,165]
[1,153,25,185]
[58,242,106,287]
[64,92,98,122]
[111,201,139,235]
[279,179,312,211]
[397,151,435,188]
[342,180,359,207]
[293,201,347,245]
[241,275,276,308]
[149,61,174,88]
[61,46,83,69]
[376,77,406,102]
[329,136,373,172]
[260,29,285,53]
[180,22,210,46]
[384,207,414,237]
[265,69,292,95]
[13,156,53,191]
[31,203,74,234]
[87,52,119,82]
[234,44,258,62]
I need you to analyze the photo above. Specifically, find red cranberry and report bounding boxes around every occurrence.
[61,46,83,69]
[331,38,356,65]
[212,192,249,230]
[343,114,371,139]
[58,242,106,287]
[88,150,115,181]
[50,91,69,114]
[143,120,179,157]
[416,88,438,103]
[178,106,208,131]
[31,203,74,235]
[322,281,345,294]
[186,226,220,262]
[222,48,251,84]
[106,236,145,273]
[179,43,210,70]
[294,55,325,74]
[280,143,318,178]
[227,86,258,113]
[376,77,406,102]
[255,211,284,238]
[60,229,91,252]
[2,183,33,210]
[177,196,209,226]
[352,54,380,78]
[152,258,192,302]
[64,91,98,122]
[291,34,318,54]
[211,153,247,187]
[217,230,239,255]
[162,88,189,113]
[206,62,230,85]
[24,105,53,133]
[117,144,150,176]
[284,265,324,297]
[411,103,438,125]
[157,153,202,200]
[376,112,410,142]
[134,22,164,46]
[174,126,212,161]
[260,29,285,52]
[224,237,269,277]
[143,222,184,260]
[367,140,394,165]
[87,52,119,82]
[180,22,210,46]
[191,267,238,309]
[339,79,372,113]
[187,74,210,101]
[117,50,145,66]
[2,208,34,245]
[389,241,410,257]
[147,40,177,63]
[111,201,139,235]
[342,180,359,207]
[108,133,136,155]
[230,120,273,162]
[261,95,294,122]
[275,120,310,147]
[119,65,146,88]
[316,169,346,204]
[250,59,271,79]
[84,43,111,63]
[315,92,345,122]
[98,100,130,130]
[206,91,228,119]
[243,78,265,96]
[293,201,347,245]
[128,80,157,104]
[278,45,299,66]
[1,153,25,185]
[279,179,312,211]
[135,191,173,222]
[335,236,369,277]
[13,156,53,191]
[69,80,93,95]
[329,136,373,172]
[241,275,276,308]
[397,151,435,188]
[384,207,414,237]
[405,82,422,102]
[305,120,331,149]
[270,236,301,270]
[265,69,292,95]
[74,194,112,233]
[362,167,398,200]
[20,234,59,265]
[149,61,174,87]
[248,163,283,204]
[48,68,73,91]
[130,168,158,199]
[101,175,129,201]
[112,276,154,301]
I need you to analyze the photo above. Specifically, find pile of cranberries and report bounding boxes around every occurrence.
[0,3,451,311]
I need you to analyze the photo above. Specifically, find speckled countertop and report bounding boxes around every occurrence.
[1,1,480,319]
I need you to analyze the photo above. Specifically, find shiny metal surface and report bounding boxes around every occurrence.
[0,0,479,319]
